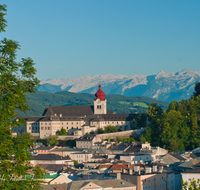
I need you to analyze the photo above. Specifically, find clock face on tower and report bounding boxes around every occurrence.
[96,99,101,104]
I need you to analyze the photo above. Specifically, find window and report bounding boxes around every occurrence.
[41,123,43,125]
[45,127,47,130]
[48,127,50,130]
[77,122,78,124]
[45,123,47,125]
[41,127,43,130]
[72,122,73,124]
[97,105,101,109]
[153,185,154,189]
[149,185,151,189]
[32,127,34,130]
[29,127,31,130]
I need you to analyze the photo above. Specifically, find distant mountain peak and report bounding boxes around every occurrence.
[38,69,200,102]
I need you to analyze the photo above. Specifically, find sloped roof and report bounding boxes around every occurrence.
[68,179,135,190]
[181,167,200,174]
[34,146,56,150]
[76,134,96,142]
[125,143,142,153]
[39,164,68,171]
[110,163,128,170]
[43,105,95,116]
[178,159,199,168]
[41,183,68,190]
[31,154,71,161]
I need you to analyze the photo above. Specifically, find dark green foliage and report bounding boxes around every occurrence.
[97,125,121,134]
[116,137,136,143]
[142,91,200,151]
[58,140,76,148]
[73,160,79,165]
[58,128,67,135]
[137,113,147,128]
[46,135,58,146]
[193,82,200,98]
[17,91,169,116]
[0,4,45,189]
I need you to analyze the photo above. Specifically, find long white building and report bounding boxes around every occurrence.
[13,83,139,139]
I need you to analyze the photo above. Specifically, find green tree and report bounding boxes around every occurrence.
[137,113,147,128]
[193,82,200,98]
[182,178,200,190]
[0,4,45,189]
[58,128,67,135]
[73,160,79,165]
[46,135,58,146]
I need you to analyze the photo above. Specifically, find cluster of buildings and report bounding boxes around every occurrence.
[13,83,141,139]
[12,83,200,189]
[28,135,200,190]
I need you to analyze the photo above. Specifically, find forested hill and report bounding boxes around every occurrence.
[18,91,169,116]
[140,82,200,151]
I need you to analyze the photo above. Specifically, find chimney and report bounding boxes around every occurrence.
[123,168,126,173]
[158,166,163,173]
[134,165,140,175]
[60,114,62,118]
[145,167,152,174]
[116,172,121,179]
[129,169,133,175]
[153,165,157,172]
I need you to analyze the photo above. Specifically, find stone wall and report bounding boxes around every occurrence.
[96,128,145,140]
[57,135,81,140]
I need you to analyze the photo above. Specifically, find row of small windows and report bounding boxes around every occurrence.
[30,127,38,130]
[143,183,166,190]
[41,127,51,130]
[145,177,166,183]
[39,122,79,125]
[40,126,79,130]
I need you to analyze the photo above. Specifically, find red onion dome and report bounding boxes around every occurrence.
[94,83,105,101]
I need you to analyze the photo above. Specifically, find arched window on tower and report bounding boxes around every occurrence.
[97,105,101,109]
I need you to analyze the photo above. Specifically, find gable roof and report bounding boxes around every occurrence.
[181,167,200,174]
[41,183,68,190]
[76,134,96,142]
[68,179,135,190]
[80,182,102,189]
[43,105,95,116]
[31,154,71,161]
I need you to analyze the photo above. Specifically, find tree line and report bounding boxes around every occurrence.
[140,82,200,152]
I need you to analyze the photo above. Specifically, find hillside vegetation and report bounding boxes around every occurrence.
[141,82,200,151]
[18,91,169,116]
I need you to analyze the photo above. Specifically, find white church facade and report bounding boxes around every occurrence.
[13,83,138,139]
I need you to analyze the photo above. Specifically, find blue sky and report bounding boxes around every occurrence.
[1,0,200,80]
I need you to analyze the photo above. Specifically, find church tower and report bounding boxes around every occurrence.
[94,83,107,114]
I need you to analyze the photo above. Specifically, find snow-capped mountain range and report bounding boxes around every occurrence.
[39,69,200,102]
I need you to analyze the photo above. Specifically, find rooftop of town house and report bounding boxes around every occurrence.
[67,179,136,190]
[31,154,72,161]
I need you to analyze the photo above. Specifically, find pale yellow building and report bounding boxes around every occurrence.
[13,83,140,139]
